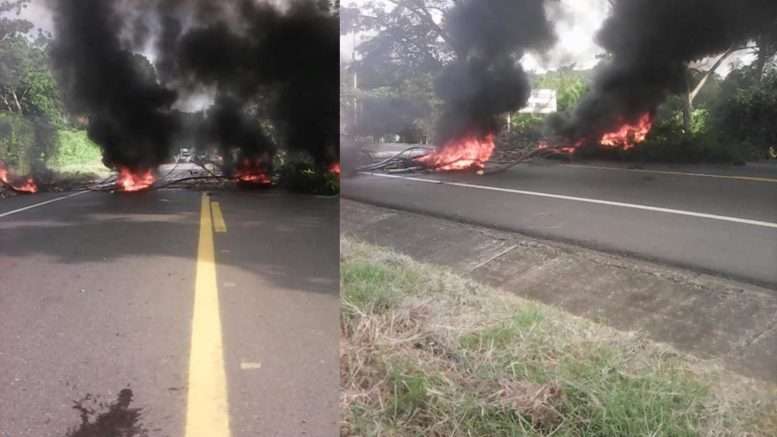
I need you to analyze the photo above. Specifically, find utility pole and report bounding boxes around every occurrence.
[352,31,359,128]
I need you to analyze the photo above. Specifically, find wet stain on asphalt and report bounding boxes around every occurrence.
[63,388,148,437]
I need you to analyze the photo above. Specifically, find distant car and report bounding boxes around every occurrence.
[178,148,192,162]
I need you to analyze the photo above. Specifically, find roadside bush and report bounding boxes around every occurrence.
[48,129,102,168]
[0,113,94,174]
[280,160,339,195]
[709,69,777,160]
[0,112,35,172]
[510,113,545,138]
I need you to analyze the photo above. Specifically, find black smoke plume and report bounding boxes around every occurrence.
[206,94,274,174]
[48,0,338,172]
[555,0,777,141]
[435,0,556,144]
[49,0,179,171]
[176,0,339,166]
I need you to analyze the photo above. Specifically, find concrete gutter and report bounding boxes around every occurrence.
[342,199,777,383]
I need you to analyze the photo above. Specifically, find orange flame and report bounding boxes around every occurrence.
[236,158,272,186]
[14,177,38,193]
[237,172,272,184]
[0,162,38,193]
[600,113,653,150]
[329,162,341,175]
[417,134,495,171]
[116,168,155,192]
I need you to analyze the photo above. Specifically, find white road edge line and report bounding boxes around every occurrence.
[362,172,777,230]
[0,191,89,219]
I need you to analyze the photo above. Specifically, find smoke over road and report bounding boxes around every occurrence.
[434,0,556,145]
[48,0,338,172]
[49,0,179,172]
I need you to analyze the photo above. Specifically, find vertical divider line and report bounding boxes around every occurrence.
[184,193,232,437]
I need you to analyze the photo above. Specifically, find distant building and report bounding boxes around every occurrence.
[519,89,557,114]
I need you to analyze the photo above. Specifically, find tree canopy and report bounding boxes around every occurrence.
[0,0,61,121]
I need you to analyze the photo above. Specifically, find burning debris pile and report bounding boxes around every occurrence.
[416,134,496,172]
[599,114,653,150]
[360,0,777,175]
[420,0,556,172]
[45,0,338,193]
[235,157,273,187]
[0,160,38,194]
[116,168,155,192]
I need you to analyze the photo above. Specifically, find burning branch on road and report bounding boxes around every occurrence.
[416,134,496,171]
[357,111,656,175]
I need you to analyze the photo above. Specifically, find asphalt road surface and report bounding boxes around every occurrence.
[344,160,777,290]
[0,186,339,436]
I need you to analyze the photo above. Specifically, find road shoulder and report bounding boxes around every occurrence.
[341,199,777,383]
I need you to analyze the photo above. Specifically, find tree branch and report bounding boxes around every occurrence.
[0,92,11,112]
[689,45,747,105]
[10,88,22,113]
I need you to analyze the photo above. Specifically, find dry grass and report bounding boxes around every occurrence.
[340,237,777,437]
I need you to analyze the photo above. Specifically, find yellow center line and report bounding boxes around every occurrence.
[564,163,777,183]
[211,201,227,233]
[185,193,231,437]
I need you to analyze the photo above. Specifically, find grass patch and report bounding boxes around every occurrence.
[342,261,421,317]
[47,129,109,177]
[340,237,777,436]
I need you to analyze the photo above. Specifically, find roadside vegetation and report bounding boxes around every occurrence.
[281,162,340,195]
[273,151,340,195]
[47,129,107,176]
[0,2,109,184]
[340,238,777,436]
[570,65,777,164]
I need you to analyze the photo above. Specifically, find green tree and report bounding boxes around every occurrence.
[710,66,777,159]
[0,1,64,172]
[342,1,455,140]
[0,21,62,121]
[343,0,452,90]
[535,68,590,112]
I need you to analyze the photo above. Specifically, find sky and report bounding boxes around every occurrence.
[340,0,755,75]
[18,0,53,35]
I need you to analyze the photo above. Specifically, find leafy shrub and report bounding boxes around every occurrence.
[709,70,777,160]
[49,129,102,168]
[0,112,36,172]
[280,161,339,195]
